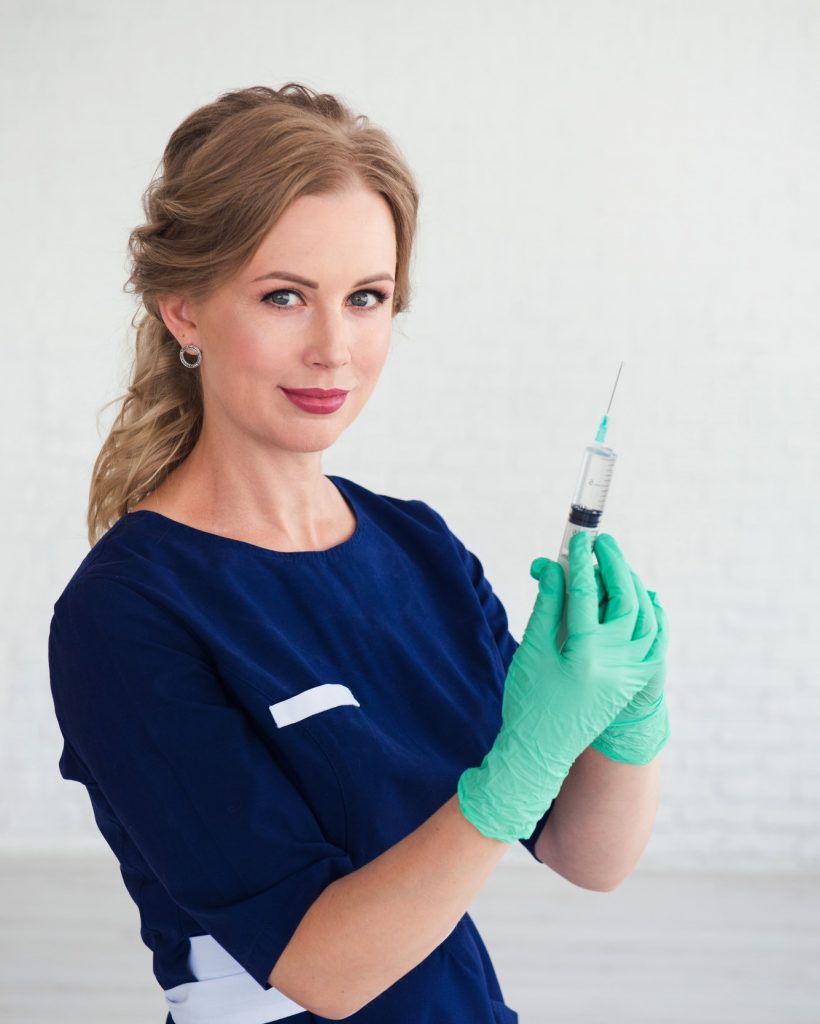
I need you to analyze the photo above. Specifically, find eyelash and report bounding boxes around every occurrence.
[261,287,390,311]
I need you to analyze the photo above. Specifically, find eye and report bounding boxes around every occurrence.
[349,288,389,309]
[262,288,390,310]
[263,289,302,309]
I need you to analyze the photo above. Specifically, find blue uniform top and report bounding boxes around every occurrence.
[47,474,553,1024]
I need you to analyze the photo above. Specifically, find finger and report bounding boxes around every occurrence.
[567,531,599,637]
[594,565,608,624]
[526,557,566,652]
[644,591,669,664]
[593,534,638,640]
[594,564,606,604]
[629,568,658,655]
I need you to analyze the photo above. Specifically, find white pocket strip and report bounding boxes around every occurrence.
[269,683,360,728]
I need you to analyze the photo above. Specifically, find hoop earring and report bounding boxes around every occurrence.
[179,343,202,369]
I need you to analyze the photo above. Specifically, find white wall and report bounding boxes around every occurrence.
[2,0,817,871]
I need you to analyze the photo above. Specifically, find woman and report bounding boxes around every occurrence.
[48,82,670,1024]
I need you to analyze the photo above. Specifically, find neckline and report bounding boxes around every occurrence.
[122,474,366,560]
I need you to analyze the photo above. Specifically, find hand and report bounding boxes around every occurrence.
[457,530,664,843]
[588,536,670,763]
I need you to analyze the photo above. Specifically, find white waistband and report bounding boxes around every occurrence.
[164,933,307,1024]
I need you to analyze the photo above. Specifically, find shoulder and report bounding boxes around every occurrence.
[49,571,207,689]
[51,516,197,644]
[52,516,132,605]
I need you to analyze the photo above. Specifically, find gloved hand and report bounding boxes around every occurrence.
[457,530,666,844]
[587,536,670,763]
[559,536,670,763]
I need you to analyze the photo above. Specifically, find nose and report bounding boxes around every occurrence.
[305,307,353,368]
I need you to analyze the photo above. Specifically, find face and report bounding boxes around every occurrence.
[160,185,397,456]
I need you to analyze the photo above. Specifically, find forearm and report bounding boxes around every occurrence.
[535,745,661,891]
[269,792,510,1019]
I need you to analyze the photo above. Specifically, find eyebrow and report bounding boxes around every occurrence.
[251,270,395,289]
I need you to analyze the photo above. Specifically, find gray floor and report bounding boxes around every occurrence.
[2,852,818,1023]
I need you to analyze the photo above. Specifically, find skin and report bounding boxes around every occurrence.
[134,184,397,552]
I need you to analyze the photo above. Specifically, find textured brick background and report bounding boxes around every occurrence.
[2,1,817,872]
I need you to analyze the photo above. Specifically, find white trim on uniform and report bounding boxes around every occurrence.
[269,684,360,728]
[164,934,307,1024]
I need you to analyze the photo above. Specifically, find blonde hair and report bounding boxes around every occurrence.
[87,82,420,547]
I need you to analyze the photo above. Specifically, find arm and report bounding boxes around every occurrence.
[269,793,509,1020]
[534,746,661,891]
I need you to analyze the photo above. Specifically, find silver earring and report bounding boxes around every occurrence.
[179,342,202,368]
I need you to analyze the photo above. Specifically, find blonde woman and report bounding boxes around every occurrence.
[48,82,670,1024]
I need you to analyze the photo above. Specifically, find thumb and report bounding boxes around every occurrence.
[530,556,563,586]
[523,556,566,648]
[529,556,566,609]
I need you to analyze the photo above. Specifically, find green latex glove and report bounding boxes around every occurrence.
[571,542,670,764]
[457,530,666,844]
[588,536,671,764]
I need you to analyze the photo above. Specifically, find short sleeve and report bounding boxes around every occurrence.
[47,575,355,990]
[418,502,553,862]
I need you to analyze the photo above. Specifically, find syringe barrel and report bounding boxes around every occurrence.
[572,442,617,512]
[556,443,618,583]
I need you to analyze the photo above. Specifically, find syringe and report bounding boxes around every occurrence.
[556,361,624,584]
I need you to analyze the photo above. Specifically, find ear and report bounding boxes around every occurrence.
[157,294,200,346]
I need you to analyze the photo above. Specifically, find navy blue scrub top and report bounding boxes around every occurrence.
[48,474,553,1024]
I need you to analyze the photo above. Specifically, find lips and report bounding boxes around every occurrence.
[281,387,350,397]
[280,388,349,415]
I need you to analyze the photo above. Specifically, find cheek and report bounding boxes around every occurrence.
[208,338,284,413]
[233,328,288,376]
[360,331,392,374]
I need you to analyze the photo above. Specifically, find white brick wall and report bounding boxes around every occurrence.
[2,1,818,872]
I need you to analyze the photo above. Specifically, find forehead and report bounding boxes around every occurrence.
[250,188,397,273]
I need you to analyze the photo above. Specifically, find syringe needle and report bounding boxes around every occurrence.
[605,360,624,417]
[594,361,624,444]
